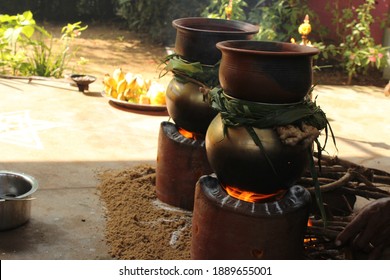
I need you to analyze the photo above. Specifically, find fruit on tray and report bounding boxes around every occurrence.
[102,68,166,105]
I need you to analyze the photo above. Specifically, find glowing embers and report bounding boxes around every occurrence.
[178,127,195,139]
[178,127,202,141]
[191,174,311,260]
[224,185,287,203]
[304,218,318,244]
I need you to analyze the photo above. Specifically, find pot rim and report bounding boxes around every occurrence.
[0,171,39,199]
[172,17,259,35]
[217,40,320,56]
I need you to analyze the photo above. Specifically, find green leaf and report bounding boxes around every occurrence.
[22,11,33,21]
[308,145,327,226]
[21,25,35,38]
[165,58,203,76]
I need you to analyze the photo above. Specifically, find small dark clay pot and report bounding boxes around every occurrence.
[165,78,217,134]
[205,114,310,193]
[173,17,259,65]
[216,40,320,103]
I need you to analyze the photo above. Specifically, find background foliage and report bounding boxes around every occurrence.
[113,0,210,44]
[0,0,116,21]
[1,0,388,83]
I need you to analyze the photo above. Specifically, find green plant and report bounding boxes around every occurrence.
[0,11,87,78]
[0,11,38,75]
[201,0,248,20]
[29,21,88,78]
[325,0,388,84]
[248,0,323,42]
[114,0,209,44]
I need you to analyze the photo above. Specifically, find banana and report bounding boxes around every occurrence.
[125,72,134,84]
[139,95,150,105]
[112,68,125,83]
[117,92,126,101]
[110,88,118,99]
[102,69,166,105]
[103,74,117,91]
[147,82,166,105]
[117,79,127,95]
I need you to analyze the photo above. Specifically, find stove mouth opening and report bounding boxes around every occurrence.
[162,121,205,145]
[177,127,204,141]
[223,184,287,203]
[198,174,311,216]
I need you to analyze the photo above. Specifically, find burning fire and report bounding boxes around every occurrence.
[304,218,317,243]
[224,185,286,203]
[178,128,197,140]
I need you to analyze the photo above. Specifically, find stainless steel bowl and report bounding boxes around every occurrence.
[0,171,38,231]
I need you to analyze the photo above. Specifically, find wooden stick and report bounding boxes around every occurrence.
[373,175,390,184]
[307,171,354,193]
[310,219,349,227]
[342,186,390,199]
[306,225,340,239]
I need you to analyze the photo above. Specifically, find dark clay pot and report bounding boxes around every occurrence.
[167,18,258,134]
[173,17,259,65]
[166,78,218,134]
[216,40,320,103]
[205,114,310,193]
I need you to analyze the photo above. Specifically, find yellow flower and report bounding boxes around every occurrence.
[225,6,232,19]
[298,22,311,35]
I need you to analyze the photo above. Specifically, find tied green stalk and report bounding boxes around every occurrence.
[160,54,220,88]
[208,87,329,130]
[208,87,336,226]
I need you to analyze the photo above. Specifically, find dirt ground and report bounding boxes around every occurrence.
[48,22,173,87]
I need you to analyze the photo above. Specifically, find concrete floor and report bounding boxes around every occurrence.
[0,77,389,260]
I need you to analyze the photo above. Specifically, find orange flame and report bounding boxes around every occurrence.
[178,128,196,140]
[224,185,286,203]
[304,218,317,243]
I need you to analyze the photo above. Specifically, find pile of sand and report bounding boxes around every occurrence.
[97,165,192,260]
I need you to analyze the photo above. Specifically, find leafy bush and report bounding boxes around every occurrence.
[0,0,116,21]
[201,0,248,20]
[114,0,210,45]
[200,0,324,42]
[0,11,39,75]
[248,0,324,42]
[0,11,87,77]
[324,0,388,84]
[29,22,88,78]
[201,0,388,84]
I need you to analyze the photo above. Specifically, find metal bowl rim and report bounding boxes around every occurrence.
[0,171,39,198]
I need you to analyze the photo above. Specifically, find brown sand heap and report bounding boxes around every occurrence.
[97,165,192,260]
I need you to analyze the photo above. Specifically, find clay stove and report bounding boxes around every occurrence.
[191,175,311,260]
[156,121,212,210]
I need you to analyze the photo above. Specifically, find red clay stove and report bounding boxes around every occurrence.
[191,174,311,260]
[156,121,212,210]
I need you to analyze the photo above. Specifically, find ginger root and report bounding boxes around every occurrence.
[276,123,320,148]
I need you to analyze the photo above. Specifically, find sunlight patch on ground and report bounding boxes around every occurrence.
[0,110,65,149]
